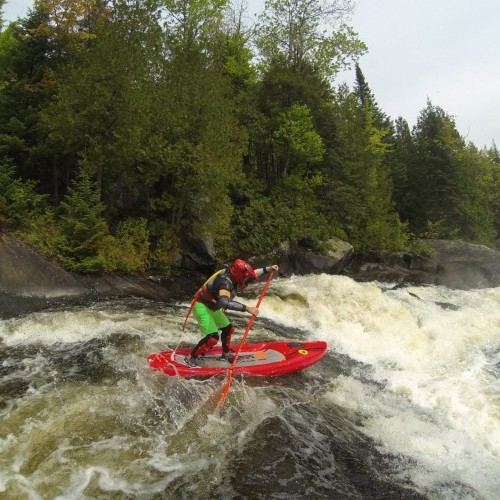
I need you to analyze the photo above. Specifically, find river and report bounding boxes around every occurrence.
[1,274,499,499]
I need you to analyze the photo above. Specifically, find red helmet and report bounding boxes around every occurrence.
[229,259,258,287]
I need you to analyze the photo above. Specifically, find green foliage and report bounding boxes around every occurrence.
[98,217,150,272]
[271,103,325,175]
[0,160,48,230]
[487,143,500,237]
[57,163,110,273]
[163,0,228,51]
[327,85,408,251]
[406,238,434,256]
[147,221,180,274]
[235,173,330,254]
[407,100,496,246]
[421,219,461,240]
[146,47,246,242]
[255,0,366,79]
[0,0,498,276]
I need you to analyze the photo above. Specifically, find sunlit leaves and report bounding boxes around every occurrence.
[255,0,366,78]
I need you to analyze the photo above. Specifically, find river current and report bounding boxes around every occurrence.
[1,274,499,499]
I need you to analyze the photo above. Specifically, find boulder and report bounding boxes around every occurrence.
[0,235,87,297]
[173,236,216,271]
[427,239,500,289]
[342,240,500,290]
[0,235,183,318]
[253,237,354,276]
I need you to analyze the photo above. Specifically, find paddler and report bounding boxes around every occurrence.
[184,259,279,367]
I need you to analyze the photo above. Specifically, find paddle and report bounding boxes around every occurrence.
[215,270,275,410]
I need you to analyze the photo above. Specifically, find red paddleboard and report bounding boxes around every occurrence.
[148,340,327,377]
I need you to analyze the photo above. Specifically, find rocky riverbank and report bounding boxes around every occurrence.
[0,235,202,318]
[2,234,500,318]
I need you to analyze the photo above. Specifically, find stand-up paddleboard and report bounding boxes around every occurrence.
[148,340,327,377]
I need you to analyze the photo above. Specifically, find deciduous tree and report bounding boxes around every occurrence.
[255,0,366,79]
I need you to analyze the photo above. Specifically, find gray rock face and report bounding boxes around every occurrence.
[342,240,500,289]
[199,235,500,290]
[427,239,500,289]
[0,235,86,297]
[273,238,354,276]
[2,233,499,319]
[0,235,180,318]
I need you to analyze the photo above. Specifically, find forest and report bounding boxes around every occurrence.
[1,0,499,273]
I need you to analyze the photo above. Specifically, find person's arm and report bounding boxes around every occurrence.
[218,289,253,313]
[255,264,279,279]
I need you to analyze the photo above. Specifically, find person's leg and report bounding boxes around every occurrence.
[220,324,235,354]
[191,333,219,357]
[189,303,220,360]
[210,310,235,359]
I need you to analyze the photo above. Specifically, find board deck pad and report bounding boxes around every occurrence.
[148,341,327,377]
[172,348,283,367]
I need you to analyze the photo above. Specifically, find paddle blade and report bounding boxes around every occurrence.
[214,271,275,410]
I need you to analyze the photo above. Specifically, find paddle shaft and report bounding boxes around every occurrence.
[183,269,223,329]
[216,271,275,409]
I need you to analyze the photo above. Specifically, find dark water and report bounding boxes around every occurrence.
[1,276,499,499]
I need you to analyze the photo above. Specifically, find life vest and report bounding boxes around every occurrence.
[198,272,236,310]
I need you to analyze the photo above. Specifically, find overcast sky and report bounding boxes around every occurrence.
[3,0,499,148]
[343,0,500,149]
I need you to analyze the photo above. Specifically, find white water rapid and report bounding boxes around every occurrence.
[1,274,499,499]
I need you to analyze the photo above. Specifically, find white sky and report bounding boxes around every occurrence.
[3,0,499,148]
[342,0,500,149]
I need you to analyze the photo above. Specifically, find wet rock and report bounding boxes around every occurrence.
[0,235,198,318]
[0,235,87,297]
[253,237,354,276]
[342,240,500,289]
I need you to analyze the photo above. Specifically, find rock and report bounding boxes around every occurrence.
[0,235,87,297]
[173,236,216,271]
[427,239,500,289]
[0,235,193,318]
[253,237,354,276]
[342,240,500,290]
[2,232,498,320]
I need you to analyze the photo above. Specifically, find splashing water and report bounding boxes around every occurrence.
[1,277,499,499]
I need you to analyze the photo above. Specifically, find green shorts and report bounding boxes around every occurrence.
[193,301,230,336]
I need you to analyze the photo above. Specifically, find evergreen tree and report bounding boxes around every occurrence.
[353,63,391,129]
[143,0,247,248]
[454,143,495,245]
[390,117,414,223]
[0,160,49,231]
[43,0,159,206]
[327,85,407,250]
[409,100,496,245]
[0,0,108,196]
[149,48,246,242]
[411,100,466,236]
[57,163,110,272]
[487,143,500,239]
[0,8,55,181]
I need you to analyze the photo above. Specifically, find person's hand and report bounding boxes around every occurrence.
[270,264,279,272]
[246,306,259,316]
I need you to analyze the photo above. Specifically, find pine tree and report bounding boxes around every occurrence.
[353,64,391,129]
[410,101,458,235]
[57,163,110,272]
[488,143,500,239]
[410,100,496,245]
[454,144,495,245]
[328,86,407,250]
[390,117,414,223]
